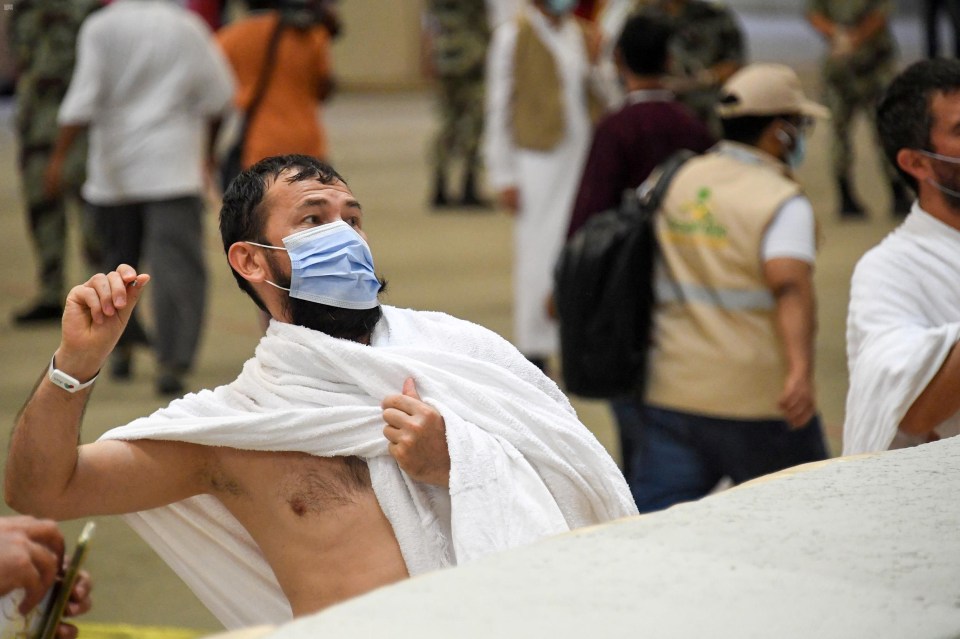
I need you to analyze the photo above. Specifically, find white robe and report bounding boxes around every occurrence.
[484,7,595,356]
[99,307,637,629]
[843,203,960,455]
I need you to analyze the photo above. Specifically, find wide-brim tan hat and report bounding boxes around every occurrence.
[716,63,830,119]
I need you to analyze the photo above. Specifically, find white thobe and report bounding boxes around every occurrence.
[484,7,595,356]
[843,203,960,455]
[58,0,234,205]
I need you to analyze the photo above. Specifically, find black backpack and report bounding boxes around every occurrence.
[554,150,693,399]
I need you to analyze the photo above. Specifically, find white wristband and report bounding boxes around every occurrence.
[48,356,99,393]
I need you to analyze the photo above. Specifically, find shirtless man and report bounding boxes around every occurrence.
[5,157,449,619]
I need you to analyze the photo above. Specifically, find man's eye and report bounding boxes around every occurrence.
[347,217,360,228]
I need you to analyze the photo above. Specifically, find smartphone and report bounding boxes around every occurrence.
[33,521,96,639]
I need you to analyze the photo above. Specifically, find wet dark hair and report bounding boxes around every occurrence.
[616,12,673,76]
[877,58,960,191]
[219,154,384,341]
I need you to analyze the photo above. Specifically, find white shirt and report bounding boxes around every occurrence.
[59,0,235,205]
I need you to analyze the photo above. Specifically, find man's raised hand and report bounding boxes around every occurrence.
[382,378,451,487]
[56,266,150,382]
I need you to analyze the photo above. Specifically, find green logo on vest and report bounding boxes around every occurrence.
[666,187,728,243]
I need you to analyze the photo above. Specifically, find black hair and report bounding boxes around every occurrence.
[245,0,278,10]
[877,58,960,191]
[720,114,779,146]
[616,12,673,77]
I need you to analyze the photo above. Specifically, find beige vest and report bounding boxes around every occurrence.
[645,144,802,419]
[510,15,604,151]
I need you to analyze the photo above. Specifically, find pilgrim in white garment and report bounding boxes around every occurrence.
[484,3,600,361]
[844,203,960,455]
[98,307,638,627]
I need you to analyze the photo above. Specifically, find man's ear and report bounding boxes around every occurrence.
[897,148,930,184]
[228,242,268,284]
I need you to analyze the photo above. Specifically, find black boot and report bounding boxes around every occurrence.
[431,169,450,209]
[838,177,867,219]
[891,181,914,218]
[13,301,63,325]
[459,168,492,209]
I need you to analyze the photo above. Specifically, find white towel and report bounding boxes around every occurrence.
[843,205,960,455]
[100,306,637,629]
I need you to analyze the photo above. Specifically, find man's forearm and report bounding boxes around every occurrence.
[900,342,960,436]
[853,11,887,46]
[807,11,835,39]
[5,364,95,517]
[773,280,816,381]
[50,124,86,166]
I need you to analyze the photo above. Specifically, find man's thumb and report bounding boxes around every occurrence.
[402,377,421,400]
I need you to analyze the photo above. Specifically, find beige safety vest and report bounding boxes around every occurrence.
[510,15,604,151]
[645,143,802,419]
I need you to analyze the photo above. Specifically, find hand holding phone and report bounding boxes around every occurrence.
[34,521,95,639]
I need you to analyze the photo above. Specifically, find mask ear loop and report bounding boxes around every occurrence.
[244,241,286,250]
[775,120,799,148]
[918,149,960,164]
[242,241,292,291]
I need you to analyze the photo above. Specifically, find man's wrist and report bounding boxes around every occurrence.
[48,354,100,394]
[51,348,103,385]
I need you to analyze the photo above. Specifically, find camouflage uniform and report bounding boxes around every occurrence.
[809,0,897,187]
[425,0,490,207]
[9,0,99,311]
[653,0,745,137]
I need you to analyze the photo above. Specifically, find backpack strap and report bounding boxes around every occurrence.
[238,16,287,140]
[637,149,696,212]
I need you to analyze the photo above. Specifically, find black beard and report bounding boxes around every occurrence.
[931,160,960,211]
[266,251,384,342]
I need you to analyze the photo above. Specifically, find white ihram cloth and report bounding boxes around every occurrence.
[844,203,960,455]
[99,306,637,629]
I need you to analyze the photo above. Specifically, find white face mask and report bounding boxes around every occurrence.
[918,149,960,198]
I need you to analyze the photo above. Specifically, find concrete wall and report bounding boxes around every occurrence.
[333,0,427,91]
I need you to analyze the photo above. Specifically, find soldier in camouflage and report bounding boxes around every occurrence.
[642,0,745,137]
[424,0,491,208]
[8,0,101,324]
[808,0,912,218]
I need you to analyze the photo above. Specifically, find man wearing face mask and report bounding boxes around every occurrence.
[5,155,638,630]
[630,64,829,513]
[844,58,960,455]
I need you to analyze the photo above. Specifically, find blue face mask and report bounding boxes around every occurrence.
[544,0,577,16]
[247,220,381,310]
[786,131,807,169]
[776,123,807,169]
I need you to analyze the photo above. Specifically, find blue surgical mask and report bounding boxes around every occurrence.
[544,0,577,16]
[246,221,381,310]
[786,131,807,169]
[776,123,806,169]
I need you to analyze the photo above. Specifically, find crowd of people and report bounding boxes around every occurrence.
[3,0,960,634]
